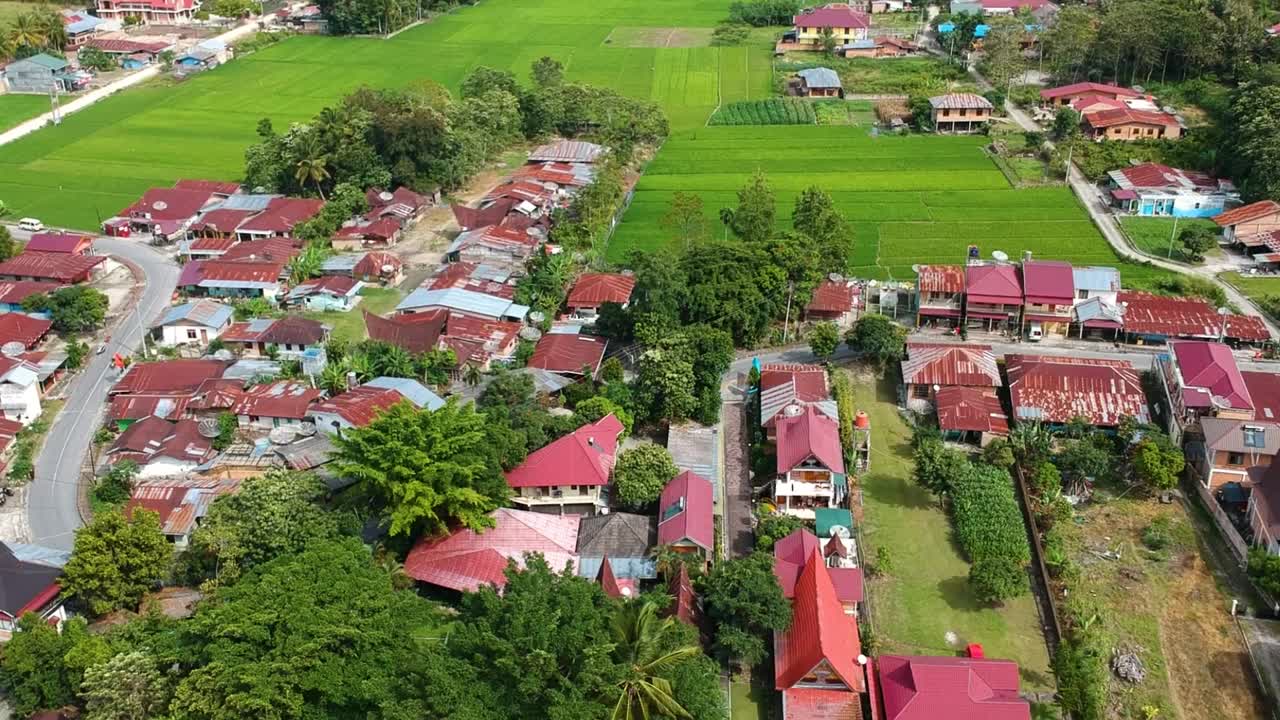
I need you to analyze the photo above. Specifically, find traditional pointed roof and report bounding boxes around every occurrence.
[824,535,847,559]
[774,549,865,692]
[667,563,701,626]
[595,555,635,599]
[776,405,845,474]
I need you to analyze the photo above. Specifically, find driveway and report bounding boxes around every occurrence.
[26,238,178,551]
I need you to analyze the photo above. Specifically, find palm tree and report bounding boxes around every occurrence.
[7,13,48,52]
[319,364,348,394]
[35,8,67,51]
[343,353,374,384]
[293,136,330,200]
[378,345,416,379]
[462,363,482,387]
[609,601,698,720]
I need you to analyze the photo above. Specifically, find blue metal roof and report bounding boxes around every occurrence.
[797,67,842,88]
[396,287,529,321]
[218,194,278,212]
[158,300,233,329]
[365,376,444,411]
[1072,266,1120,293]
[974,24,990,37]
[938,21,956,32]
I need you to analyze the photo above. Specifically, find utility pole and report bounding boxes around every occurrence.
[782,281,795,343]
[1166,213,1180,259]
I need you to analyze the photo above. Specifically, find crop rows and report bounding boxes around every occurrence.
[708,98,816,126]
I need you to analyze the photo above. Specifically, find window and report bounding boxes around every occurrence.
[942,108,950,117]
[1077,289,1089,300]
[912,385,929,399]
[1228,452,1244,466]
[186,329,198,340]
[1244,426,1266,449]
[959,108,967,117]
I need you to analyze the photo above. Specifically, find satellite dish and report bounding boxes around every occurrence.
[297,421,316,437]
[153,200,168,211]
[784,403,804,417]
[857,654,869,666]
[528,310,545,324]
[620,269,635,277]
[269,426,297,445]
[197,418,221,438]
[1210,395,1231,410]
[379,191,394,202]
[381,264,395,274]
[519,326,543,341]
[1,342,24,357]
[992,250,1009,262]
[830,524,852,538]
[828,272,844,282]
[213,349,234,361]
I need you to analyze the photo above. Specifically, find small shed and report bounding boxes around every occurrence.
[4,54,71,93]
[795,67,844,98]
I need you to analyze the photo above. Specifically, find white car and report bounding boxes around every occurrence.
[17,218,43,232]
[1027,321,1044,341]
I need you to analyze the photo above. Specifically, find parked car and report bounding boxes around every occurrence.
[17,218,43,232]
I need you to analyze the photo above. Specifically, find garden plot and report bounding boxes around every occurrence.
[606,26,715,47]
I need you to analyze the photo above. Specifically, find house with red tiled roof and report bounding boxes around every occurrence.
[1214,200,1280,245]
[915,264,965,327]
[404,508,580,594]
[964,264,1021,330]
[1039,81,1139,108]
[760,363,835,440]
[95,0,199,23]
[1249,459,1280,555]
[231,380,323,430]
[1105,163,1238,218]
[1081,106,1182,141]
[105,416,215,478]
[0,252,106,284]
[805,280,859,327]
[526,333,606,378]
[566,273,636,323]
[1157,341,1254,439]
[874,654,1030,720]
[935,386,1009,446]
[126,476,241,549]
[307,376,443,436]
[0,313,52,350]
[25,232,93,255]
[234,197,325,241]
[1021,260,1075,338]
[773,549,866,720]
[177,259,286,302]
[1006,354,1149,429]
[774,528,862,615]
[220,316,329,359]
[793,3,869,47]
[900,343,999,401]
[117,186,218,240]
[506,414,623,515]
[657,470,714,561]
[774,405,846,519]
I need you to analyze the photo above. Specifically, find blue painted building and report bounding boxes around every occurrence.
[1107,162,1239,218]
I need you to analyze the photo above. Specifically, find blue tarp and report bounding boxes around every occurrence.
[974,24,990,37]
[938,21,955,32]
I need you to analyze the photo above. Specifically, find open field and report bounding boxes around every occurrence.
[610,125,1170,287]
[1221,271,1280,317]
[0,1,55,23]
[301,286,402,343]
[845,368,1055,691]
[0,0,774,230]
[1121,217,1220,264]
[0,94,49,131]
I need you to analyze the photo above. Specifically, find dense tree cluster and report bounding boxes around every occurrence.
[726,0,803,26]
[0,7,67,62]
[700,551,792,666]
[22,286,110,334]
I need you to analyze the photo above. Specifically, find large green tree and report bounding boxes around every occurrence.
[330,400,508,537]
[718,170,775,245]
[22,286,109,334]
[62,509,172,616]
[700,552,791,666]
[791,186,848,271]
[81,650,170,720]
[845,314,906,375]
[613,444,679,509]
[0,616,107,716]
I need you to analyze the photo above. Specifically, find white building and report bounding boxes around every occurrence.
[151,299,234,347]
[0,357,41,426]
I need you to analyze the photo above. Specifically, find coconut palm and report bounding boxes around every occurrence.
[462,363,482,387]
[319,363,348,395]
[6,13,48,52]
[377,345,416,379]
[293,137,330,200]
[35,8,66,51]
[610,601,698,720]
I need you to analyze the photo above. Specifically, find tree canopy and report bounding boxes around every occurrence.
[22,286,109,334]
[700,552,791,666]
[613,444,679,509]
[62,509,172,616]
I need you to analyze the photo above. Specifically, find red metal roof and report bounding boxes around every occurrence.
[127,476,239,538]
[352,251,401,279]
[85,37,170,54]
[1069,94,1127,112]
[776,405,845,474]
[451,198,516,230]
[964,264,1022,304]
[1020,260,1074,305]
[121,187,214,221]
[567,273,636,308]
[506,414,623,489]
[916,265,965,294]
[774,529,863,604]
[1040,82,1139,100]
[794,3,869,28]
[187,377,246,411]
[291,275,359,298]
[178,259,284,288]
[231,380,323,420]
[657,470,714,551]
[220,237,302,263]
[666,563,701,626]
[774,549,865,692]
[0,281,60,305]
[0,313,52,349]
[876,655,1029,720]
[404,508,580,593]
[1083,106,1180,129]
[365,310,445,355]
[1243,371,1280,422]
[1171,340,1253,411]
[1213,200,1280,228]
[190,209,254,235]
[441,314,521,360]
[900,344,999,388]
[308,385,408,427]
[366,186,430,213]
[762,363,829,401]
[108,416,213,465]
[236,197,324,234]
[806,281,857,314]
[111,359,227,395]
[526,333,606,375]
[1005,354,1149,426]
[783,689,861,720]
[935,386,1009,435]
[25,232,91,254]
[335,217,401,241]
[1117,291,1270,342]
[175,179,240,196]
[0,252,105,283]
[107,394,192,422]
[595,556,636,599]
[1114,162,1218,191]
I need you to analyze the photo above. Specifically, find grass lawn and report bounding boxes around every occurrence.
[775,56,976,97]
[869,11,926,31]
[302,286,402,343]
[1056,491,1267,720]
[814,99,876,125]
[729,679,770,720]
[842,368,1054,691]
[608,125,1172,289]
[1120,216,1220,264]
[1220,271,1280,322]
[0,0,777,230]
[0,1,55,23]
[0,94,50,132]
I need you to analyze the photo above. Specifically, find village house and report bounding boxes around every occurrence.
[1106,163,1239,218]
[1081,106,1183,141]
[105,416,215,478]
[446,225,543,267]
[234,197,325,241]
[364,310,446,355]
[220,316,329,359]
[566,272,635,323]
[576,512,657,587]
[174,40,230,71]
[3,54,76,93]
[1197,416,1280,490]
[94,0,198,23]
[427,262,517,300]
[366,186,436,224]
[231,380,324,430]
[0,542,67,643]
[440,314,523,372]
[1039,81,1139,109]
[25,232,94,256]
[0,282,61,313]
[1007,354,1149,429]
[115,186,218,240]
[1214,200,1280,246]
[1070,267,1124,340]
[1250,460,1280,555]
[185,377,248,421]
[804,280,859,327]
[1021,259,1075,339]
[935,386,1009,446]
[760,363,836,440]
[1158,340,1255,436]
[952,0,1055,15]
[308,377,443,436]
[792,3,870,47]
[150,299,234,348]
[107,359,229,430]
[529,139,606,164]
[656,470,715,563]
[667,422,720,495]
[525,332,607,378]
[774,526,862,616]
[126,476,241,550]
[0,314,52,351]
[404,508,580,594]
[505,414,623,515]
[874,655,1031,719]
[795,68,844,98]
[964,263,1022,331]
[1117,290,1268,345]
[61,10,109,49]
[914,264,965,327]
[332,218,403,251]
[929,93,992,134]
[899,343,1000,401]
[836,35,919,57]
[177,259,285,302]
[0,418,24,475]
[0,356,43,426]
[774,405,847,519]
[284,276,365,312]
[0,252,106,284]
[1072,266,1120,305]
[396,287,529,324]
[320,251,403,285]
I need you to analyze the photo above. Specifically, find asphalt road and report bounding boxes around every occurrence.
[26,237,178,551]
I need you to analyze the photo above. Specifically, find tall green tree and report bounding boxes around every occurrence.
[978,15,1026,91]
[610,601,699,720]
[531,55,564,87]
[700,552,791,666]
[613,444,679,509]
[808,321,840,359]
[21,286,109,334]
[62,509,172,616]
[293,135,331,201]
[0,226,15,262]
[718,170,775,244]
[660,191,708,251]
[845,314,906,375]
[330,399,508,537]
[1041,5,1098,82]
[81,650,170,720]
[791,186,848,271]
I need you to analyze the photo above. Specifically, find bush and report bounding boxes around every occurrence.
[1247,548,1280,597]
[711,21,751,45]
[969,556,1028,604]
[1142,517,1172,551]
[92,461,138,507]
[1055,626,1110,720]
[951,463,1031,566]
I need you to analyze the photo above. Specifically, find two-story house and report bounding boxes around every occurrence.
[914,264,964,328]
[506,414,624,515]
[773,405,847,519]
[964,263,1022,331]
[1021,260,1075,338]
[792,3,870,48]
[1249,460,1280,556]
[1158,340,1254,439]
[1198,418,1279,490]
[929,94,993,134]
[760,363,836,441]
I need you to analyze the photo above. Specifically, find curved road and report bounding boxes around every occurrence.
[27,238,178,551]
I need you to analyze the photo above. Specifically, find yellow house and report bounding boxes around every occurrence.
[793,3,870,47]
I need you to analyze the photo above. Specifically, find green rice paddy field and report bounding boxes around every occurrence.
[0,0,772,229]
[0,94,49,131]
[610,125,1171,284]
